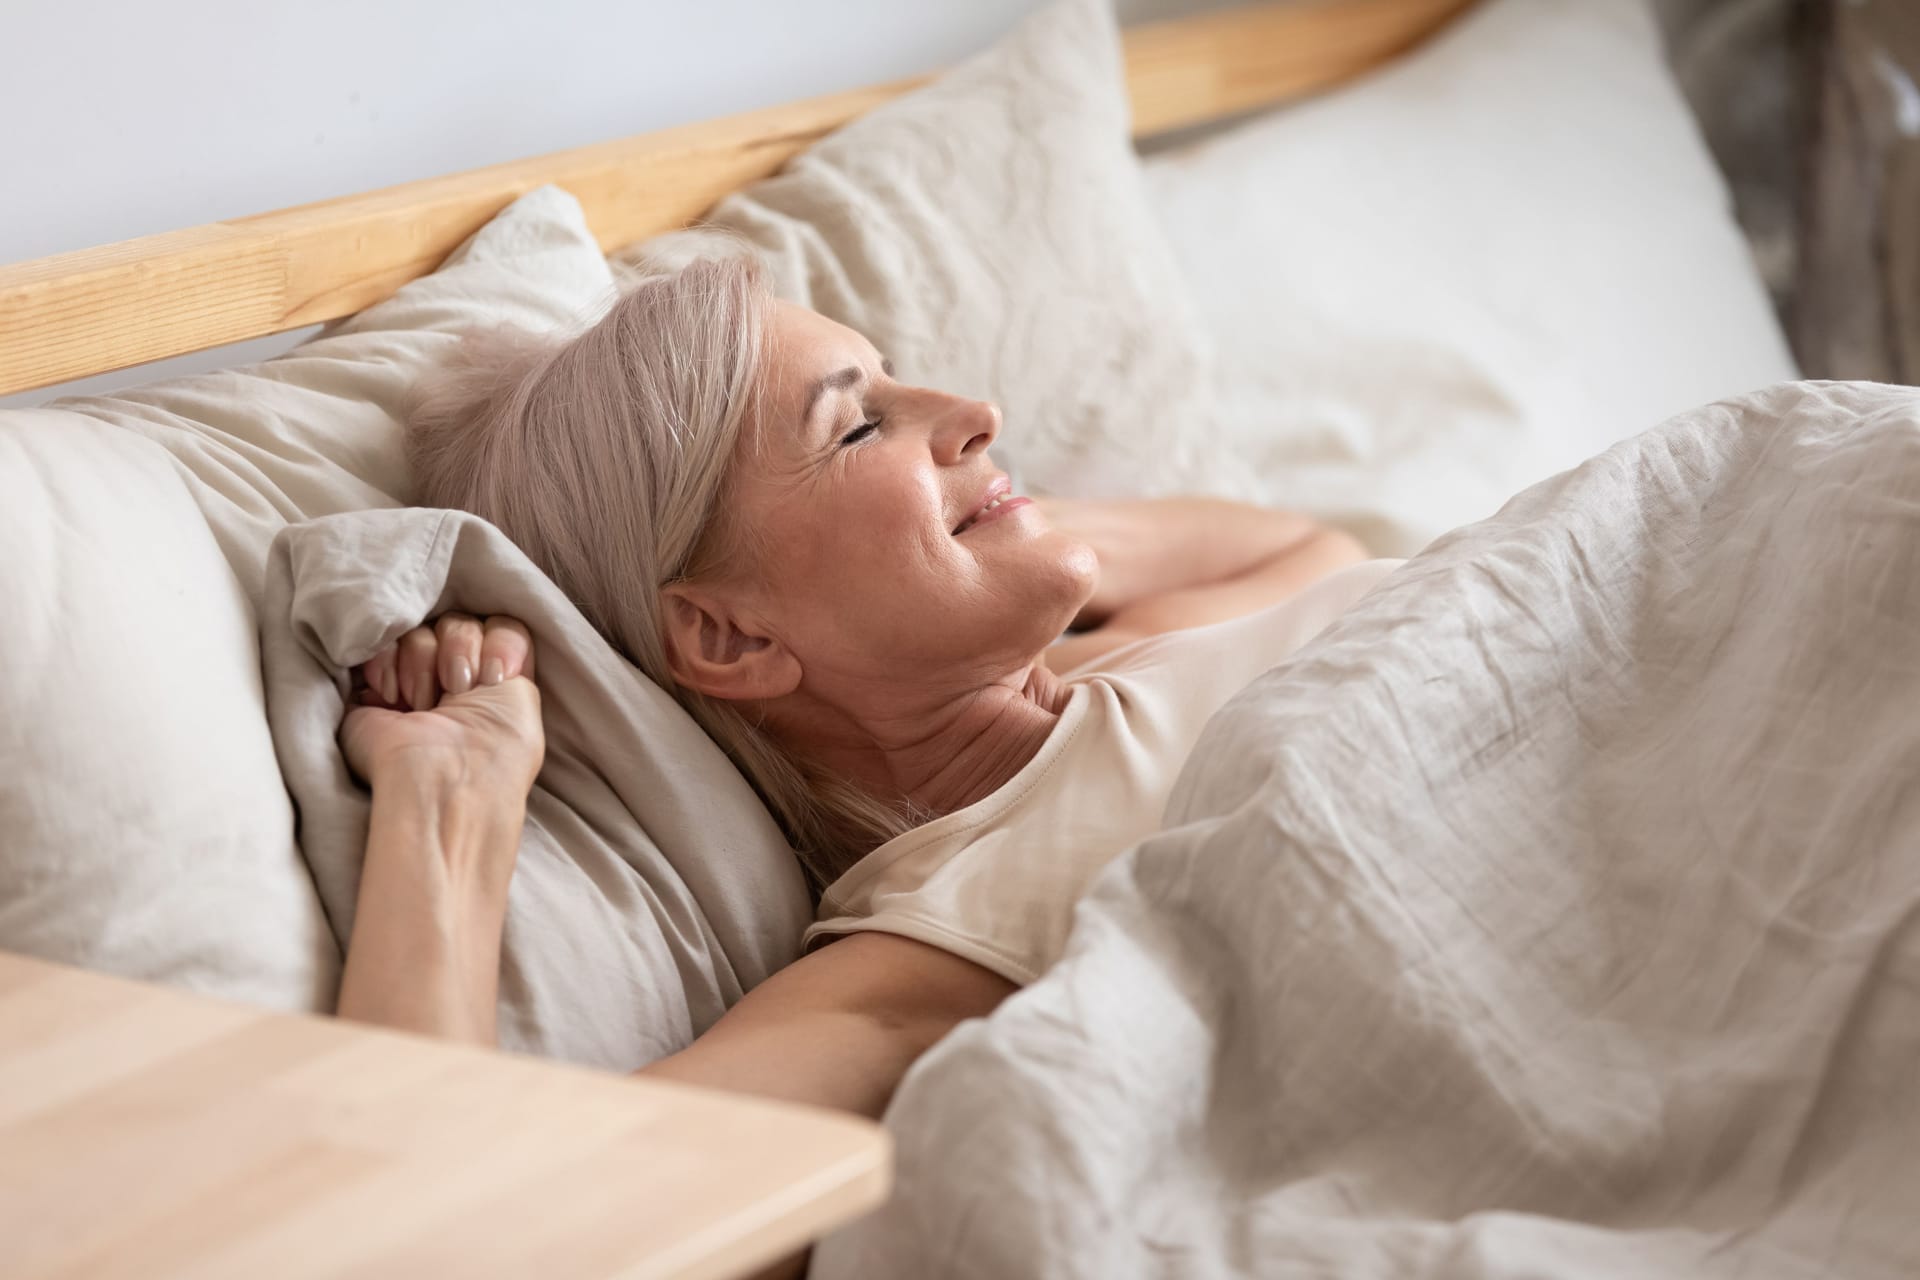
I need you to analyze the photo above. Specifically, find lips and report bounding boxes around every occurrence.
[952,475,1013,535]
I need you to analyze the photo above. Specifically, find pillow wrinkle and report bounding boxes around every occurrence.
[614,0,1220,500]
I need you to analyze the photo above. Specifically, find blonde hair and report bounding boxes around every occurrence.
[405,257,919,889]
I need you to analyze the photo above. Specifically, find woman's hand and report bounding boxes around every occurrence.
[343,613,544,796]
[335,612,544,1047]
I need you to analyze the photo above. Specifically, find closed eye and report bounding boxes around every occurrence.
[839,419,881,446]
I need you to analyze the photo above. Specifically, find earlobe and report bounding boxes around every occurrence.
[660,585,802,702]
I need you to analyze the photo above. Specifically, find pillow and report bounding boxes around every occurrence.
[1141,0,1801,557]
[613,0,1220,500]
[0,416,336,1009]
[70,186,617,601]
[0,189,813,1046]
[262,508,810,1068]
[0,189,609,1010]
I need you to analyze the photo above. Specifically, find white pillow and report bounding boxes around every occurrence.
[615,0,1219,500]
[0,189,610,1009]
[1142,0,1799,557]
[0,416,336,1008]
[0,189,812,1043]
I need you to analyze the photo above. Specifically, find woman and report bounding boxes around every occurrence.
[336,257,1397,1116]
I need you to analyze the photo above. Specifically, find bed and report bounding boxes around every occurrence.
[9,0,1912,1276]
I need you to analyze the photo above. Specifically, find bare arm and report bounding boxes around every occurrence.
[1040,497,1326,626]
[335,612,542,1045]
[647,934,1013,1280]
[1040,497,1370,672]
[336,619,1010,1280]
[336,614,1011,1107]
[643,932,1015,1118]
[335,765,526,1044]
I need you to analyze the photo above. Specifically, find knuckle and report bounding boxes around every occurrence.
[435,612,480,642]
[487,614,533,640]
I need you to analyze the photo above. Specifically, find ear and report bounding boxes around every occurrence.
[660,583,802,703]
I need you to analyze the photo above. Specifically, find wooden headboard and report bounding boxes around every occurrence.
[0,0,1471,400]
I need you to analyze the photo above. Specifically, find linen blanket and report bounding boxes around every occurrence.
[812,380,1920,1279]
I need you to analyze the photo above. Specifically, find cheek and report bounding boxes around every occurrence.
[826,451,955,573]
[757,458,950,608]
[754,449,1084,656]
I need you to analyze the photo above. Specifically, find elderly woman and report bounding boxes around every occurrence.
[335,258,1397,1117]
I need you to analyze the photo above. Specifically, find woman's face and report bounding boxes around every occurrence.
[698,301,1095,700]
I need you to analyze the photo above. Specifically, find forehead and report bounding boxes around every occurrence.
[731,302,879,494]
[755,301,877,419]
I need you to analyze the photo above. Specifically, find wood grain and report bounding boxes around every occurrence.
[0,0,1473,399]
[1126,0,1471,137]
[0,952,888,1280]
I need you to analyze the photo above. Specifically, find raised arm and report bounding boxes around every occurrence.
[335,612,542,1044]
[1038,496,1369,672]
[335,617,1010,1280]
[336,615,1014,1114]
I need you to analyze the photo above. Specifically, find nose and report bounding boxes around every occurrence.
[929,393,1001,465]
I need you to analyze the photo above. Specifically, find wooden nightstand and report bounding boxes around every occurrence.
[0,952,888,1279]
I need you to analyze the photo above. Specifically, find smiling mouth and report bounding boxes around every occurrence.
[954,491,1019,535]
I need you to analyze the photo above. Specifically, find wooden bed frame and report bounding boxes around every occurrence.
[0,4,1475,1276]
[0,0,1472,401]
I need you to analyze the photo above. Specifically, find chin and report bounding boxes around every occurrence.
[1040,532,1100,628]
[1058,534,1098,598]
[954,528,1098,656]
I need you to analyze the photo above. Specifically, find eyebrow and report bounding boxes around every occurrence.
[801,358,896,434]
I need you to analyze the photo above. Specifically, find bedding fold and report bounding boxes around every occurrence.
[813,380,1920,1279]
[258,507,810,1069]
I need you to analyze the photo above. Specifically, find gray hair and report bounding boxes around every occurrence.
[404,257,917,889]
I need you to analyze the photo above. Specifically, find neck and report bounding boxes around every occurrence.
[774,662,1071,821]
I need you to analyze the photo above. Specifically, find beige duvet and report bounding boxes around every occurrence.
[814,380,1920,1279]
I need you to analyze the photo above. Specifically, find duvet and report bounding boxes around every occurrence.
[811,380,1920,1279]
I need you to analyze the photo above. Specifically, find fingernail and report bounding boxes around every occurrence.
[481,658,505,687]
[448,657,473,695]
[380,664,399,705]
[413,672,436,711]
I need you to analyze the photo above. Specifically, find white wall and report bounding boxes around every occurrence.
[2,0,1216,408]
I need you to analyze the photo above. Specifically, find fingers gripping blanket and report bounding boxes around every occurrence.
[259,509,810,1068]
[813,381,1920,1279]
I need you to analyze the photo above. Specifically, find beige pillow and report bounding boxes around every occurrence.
[79,186,618,600]
[614,0,1219,499]
[0,189,813,1048]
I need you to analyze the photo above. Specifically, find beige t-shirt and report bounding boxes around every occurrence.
[805,558,1404,985]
